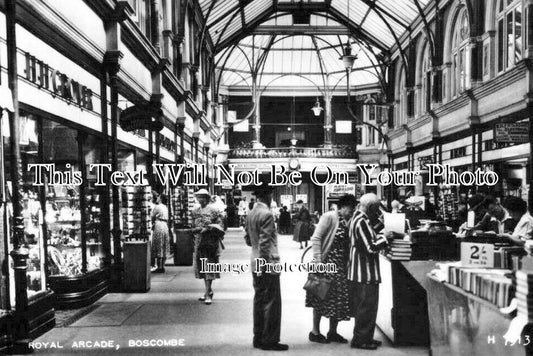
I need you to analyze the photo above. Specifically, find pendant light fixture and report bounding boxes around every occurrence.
[311,97,323,117]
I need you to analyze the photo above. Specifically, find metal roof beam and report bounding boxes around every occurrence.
[328,7,389,51]
[359,0,411,29]
[239,0,246,29]
[215,7,276,52]
[275,2,328,12]
[206,0,253,29]
[252,25,350,35]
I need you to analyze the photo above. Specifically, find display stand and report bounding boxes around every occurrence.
[174,229,194,266]
[123,241,150,292]
[377,255,434,346]
[427,276,530,356]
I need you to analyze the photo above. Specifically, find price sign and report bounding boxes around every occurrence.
[460,242,494,267]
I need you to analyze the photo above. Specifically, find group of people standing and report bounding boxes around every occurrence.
[244,189,388,351]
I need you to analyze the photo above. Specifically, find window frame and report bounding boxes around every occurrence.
[496,0,523,74]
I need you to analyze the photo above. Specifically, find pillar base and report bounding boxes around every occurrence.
[108,263,124,293]
[10,339,33,354]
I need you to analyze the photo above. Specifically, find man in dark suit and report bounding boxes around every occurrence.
[245,186,289,351]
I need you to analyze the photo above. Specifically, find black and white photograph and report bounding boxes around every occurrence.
[0,0,532,355]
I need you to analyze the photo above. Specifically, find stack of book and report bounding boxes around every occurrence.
[447,266,513,308]
[516,269,533,322]
[387,239,412,260]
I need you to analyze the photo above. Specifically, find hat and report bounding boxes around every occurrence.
[194,189,211,196]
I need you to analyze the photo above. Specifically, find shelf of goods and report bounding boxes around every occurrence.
[121,186,152,239]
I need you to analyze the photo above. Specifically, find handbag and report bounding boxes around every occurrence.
[301,246,331,300]
[198,225,225,251]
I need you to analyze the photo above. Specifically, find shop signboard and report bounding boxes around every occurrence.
[120,105,164,132]
[23,52,94,110]
[460,242,494,268]
[417,155,433,170]
[494,122,529,143]
[325,184,356,199]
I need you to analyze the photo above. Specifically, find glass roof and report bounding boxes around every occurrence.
[200,0,429,89]
[200,0,429,50]
[217,33,381,89]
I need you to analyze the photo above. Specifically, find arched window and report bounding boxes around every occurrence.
[417,44,431,116]
[451,8,470,98]
[497,0,522,73]
[364,99,377,146]
[395,68,406,128]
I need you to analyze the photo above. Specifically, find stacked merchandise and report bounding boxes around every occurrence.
[386,239,412,260]
[122,186,153,240]
[447,266,513,308]
[494,244,526,269]
[171,187,189,227]
[515,255,533,322]
[186,187,196,226]
[439,186,457,221]
[515,270,533,322]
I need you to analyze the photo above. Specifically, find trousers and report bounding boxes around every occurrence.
[351,282,379,344]
[253,273,282,345]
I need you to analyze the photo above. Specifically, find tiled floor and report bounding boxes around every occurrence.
[32,229,429,356]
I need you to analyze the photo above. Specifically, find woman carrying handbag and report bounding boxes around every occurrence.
[304,194,357,344]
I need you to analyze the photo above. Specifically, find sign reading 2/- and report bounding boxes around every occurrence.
[24,52,93,110]
[460,242,494,267]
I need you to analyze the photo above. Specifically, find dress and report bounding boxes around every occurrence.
[191,204,223,280]
[151,203,170,258]
[293,208,313,242]
[305,216,351,321]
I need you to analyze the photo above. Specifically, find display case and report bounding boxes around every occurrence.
[41,121,108,309]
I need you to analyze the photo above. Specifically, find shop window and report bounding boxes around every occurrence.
[451,8,470,98]
[42,121,83,278]
[497,0,522,73]
[82,134,105,273]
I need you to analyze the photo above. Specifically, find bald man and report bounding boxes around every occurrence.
[348,193,388,350]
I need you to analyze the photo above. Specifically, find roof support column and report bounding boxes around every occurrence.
[251,75,261,148]
[323,93,333,148]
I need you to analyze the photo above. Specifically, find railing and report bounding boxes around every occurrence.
[229,146,357,159]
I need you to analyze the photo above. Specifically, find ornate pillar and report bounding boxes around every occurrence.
[177,117,186,163]
[6,0,30,351]
[103,50,124,269]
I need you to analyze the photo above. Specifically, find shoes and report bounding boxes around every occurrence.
[371,339,382,346]
[204,296,212,305]
[199,291,214,302]
[309,332,329,344]
[150,266,158,272]
[253,341,262,349]
[350,341,378,350]
[260,343,289,351]
[300,246,303,249]
[152,268,165,273]
[326,332,347,344]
